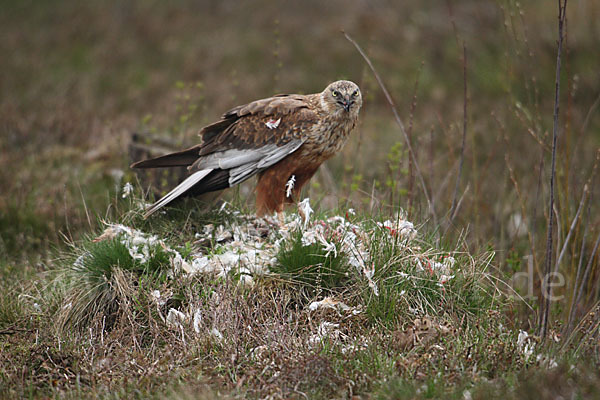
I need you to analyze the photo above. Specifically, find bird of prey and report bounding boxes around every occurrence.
[131,80,362,218]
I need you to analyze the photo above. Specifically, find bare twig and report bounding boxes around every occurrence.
[539,0,568,340]
[343,31,437,227]
[446,0,460,49]
[580,91,600,135]
[432,158,459,207]
[553,204,562,265]
[574,232,600,314]
[429,126,435,191]
[452,183,470,221]
[450,43,468,222]
[569,93,600,182]
[566,200,591,334]
[566,153,600,333]
[530,149,545,274]
[555,184,588,270]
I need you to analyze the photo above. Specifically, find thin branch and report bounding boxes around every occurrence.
[539,0,568,340]
[553,203,562,265]
[574,232,600,313]
[555,184,588,270]
[580,90,600,135]
[566,154,599,333]
[530,149,545,275]
[452,183,470,221]
[343,31,437,227]
[450,43,468,222]
[566,199,591,334]
[564,299,600,352]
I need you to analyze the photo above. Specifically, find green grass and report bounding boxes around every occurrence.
[0,203,596,398]
[0,200,54,259]
[0,281,28,331]
[274,229,350,295]
[0,199,536,398]
[2,0,600,397]
[56,231,172,332]
[0,197,571,398]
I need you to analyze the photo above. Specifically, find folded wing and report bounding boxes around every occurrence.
[131,94,318,217]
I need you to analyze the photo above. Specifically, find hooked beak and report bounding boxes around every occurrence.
[339,95,353,112]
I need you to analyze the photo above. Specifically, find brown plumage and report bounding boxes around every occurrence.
[131,80,362,218]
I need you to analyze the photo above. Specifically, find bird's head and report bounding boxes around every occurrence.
[320,80,362,118]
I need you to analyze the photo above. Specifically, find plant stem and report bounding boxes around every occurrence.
[539,0,568,340]
[344,31,437,227]
[450,43,468,222]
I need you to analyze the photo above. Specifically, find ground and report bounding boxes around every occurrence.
[1,0,599,398]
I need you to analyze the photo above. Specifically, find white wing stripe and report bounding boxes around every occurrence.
[229,140,303,186]
[195,141,303,172]
[256,141,303,168]
[196,148,265,170]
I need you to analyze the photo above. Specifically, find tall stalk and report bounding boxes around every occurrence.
[539,0,568,340]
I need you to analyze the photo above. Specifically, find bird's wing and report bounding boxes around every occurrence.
[198,94,317,155]
[189,94,319,186]
[130,94,317,170]
[133,94,320,218]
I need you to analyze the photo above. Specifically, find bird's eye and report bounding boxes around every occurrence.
[332,90,338,97]
[352,90,359,97]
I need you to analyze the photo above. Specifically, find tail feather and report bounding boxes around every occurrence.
[131,146,200,168]
[185,169,230,196]
[143,169,213,218]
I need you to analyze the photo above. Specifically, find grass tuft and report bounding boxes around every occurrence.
[273,229,349,296]
[56,233,171,332]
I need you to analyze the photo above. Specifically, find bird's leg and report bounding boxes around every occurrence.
[297,206,306,225]
[277,211,285,226]
[296,198,313,229]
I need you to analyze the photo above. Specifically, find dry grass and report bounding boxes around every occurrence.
[1,0,600,398]
[0,201,593,399]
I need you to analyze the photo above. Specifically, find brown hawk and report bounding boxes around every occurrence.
[131,80,362,218]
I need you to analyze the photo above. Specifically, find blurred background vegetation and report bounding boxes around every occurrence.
[1,0,599,329]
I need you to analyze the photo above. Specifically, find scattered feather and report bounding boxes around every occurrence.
[308,297,352,312]
[308,321,343,346]
[517,330,536,360]
[166,308,187,329]
[285,175,296,198]
[151,290,168,306]
[193,308,202,334]
[297,198,313,229]
[377,217,417,241]
[210,327,224,341]
[121,182,134,198]
[362,263,379,296]
[265,117,281,129]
